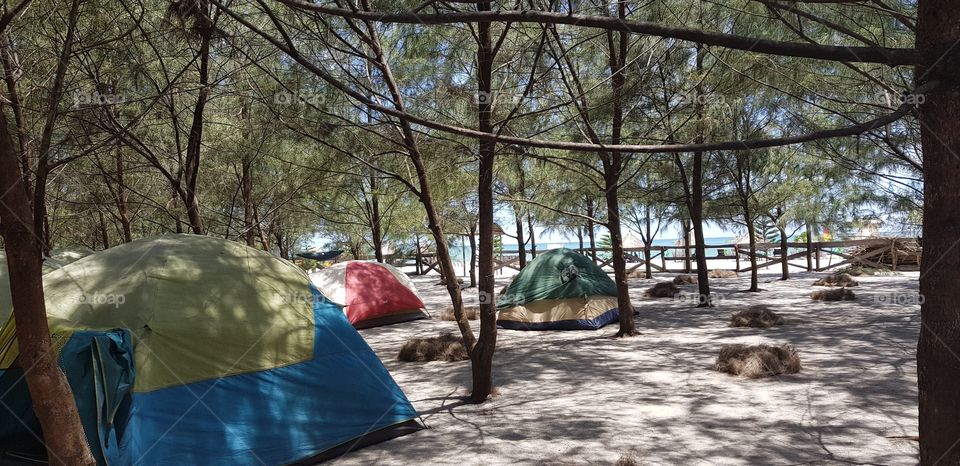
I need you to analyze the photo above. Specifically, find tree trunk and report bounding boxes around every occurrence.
[416,177,473,348]
[604,160,637,337]
[917,3,960,462]
[744,208,759,292]
[682,218,692,273]
[182,17,212,236]
[778,225,790,280]
[577,227,584,252]
[603,6,636,337]
[354,1,475,352]
[470,1,497,403]
[644,206,653,279]
[98,211,110,250]
[690,152,711,306]
[414,234,423,275]
[30,0,81,255]
[586,199,597,261]
[241,158,255,247]
[688,44,710,306]
[527,213,537,258]
[114,147,132,243]
[369,175,385,263]
[0,41,30,176]
[469,221,477,287]
[0,108,96,466]
[252,204,269,251]
[514,209,526,269]
[238,101,255,247]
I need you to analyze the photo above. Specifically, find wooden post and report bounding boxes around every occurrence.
[735,245,740,270]
[415,234,423,275]
[892,238,898,271]
[815,245,820,271]
[660,247,666,271]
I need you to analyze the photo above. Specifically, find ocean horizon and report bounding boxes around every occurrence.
[448,236,740,261]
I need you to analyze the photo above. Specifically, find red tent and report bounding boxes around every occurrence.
[310,261,427,328]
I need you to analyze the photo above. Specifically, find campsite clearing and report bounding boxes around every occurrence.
[347,271,920,465]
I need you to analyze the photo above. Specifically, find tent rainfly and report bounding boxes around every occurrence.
[497,248,622,330]
[310,261,427,329]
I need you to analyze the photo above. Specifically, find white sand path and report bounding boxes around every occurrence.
[337,271,920,465]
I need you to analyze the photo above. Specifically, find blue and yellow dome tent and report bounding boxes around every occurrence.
[497,248,621,330]
[0,235,419,465]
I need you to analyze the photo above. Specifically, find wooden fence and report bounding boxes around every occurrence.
[400,237,920,276]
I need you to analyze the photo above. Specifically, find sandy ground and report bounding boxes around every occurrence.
[338,271,921,465]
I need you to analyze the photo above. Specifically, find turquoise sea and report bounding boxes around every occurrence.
[448,237,739,261]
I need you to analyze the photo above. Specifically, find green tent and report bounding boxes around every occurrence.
[497,248,621,330]
[0,252,76,330]
[48,246,95,265]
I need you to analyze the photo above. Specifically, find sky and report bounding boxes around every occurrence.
[308,215,740,251]
[499,220,739,246]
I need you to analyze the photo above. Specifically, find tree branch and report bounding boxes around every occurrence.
[278,1,920,66]
[215,0,928,154]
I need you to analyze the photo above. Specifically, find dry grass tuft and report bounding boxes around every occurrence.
[729,305,784,328]
[615,452,643,466]
[811,287,856,301]
[715,344,801,378]
[398,333,469,362]
[813,273,859,287]
[708,269,738,279]
[644,281,680,298]
[438,305,480,321]
[672,274,698,285]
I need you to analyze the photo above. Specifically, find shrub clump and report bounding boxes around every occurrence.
[715,344,801,378]
[811,287,856,301]
[813,273,859,287]
[672,274,698,285]
[729,305,784,328]
[615,452,642,466]
[708,270,738,279]
[644,281,680,298]
[398,333,469,362]
[438,305,480,321]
